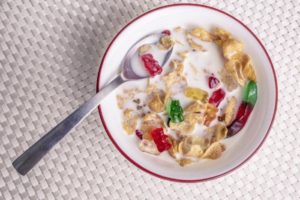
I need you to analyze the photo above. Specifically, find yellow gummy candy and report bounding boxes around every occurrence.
[184,87,208,102]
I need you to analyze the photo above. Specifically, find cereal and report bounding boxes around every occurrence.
[203,103,219,126]
[190,27,213,42]
[243,58,257,81]
[177,158,193,167]
[170,59,184,74]
[138,44,152,55]
[117,26,257,166]
[139,139,160,155]
[187,37,206,51]
[169,114,197,137]
[176,136,211,165]
[122,109,138,134]
[224,53,257,86]
[177,51,189,60]
[146,81,157,94]
[168,136,179,158]
[116,95,125,109]
[206,124,228,143]
[225,56,245,86]
[175,40,184,45]
[117,88,143,109]
[224,96,237,125]
[159,35,175,50]
[184,101,205,113]
[220,68,239,91]
[222,39,244,59]
[140,113,164,136]
[148,90,165,113]
[202,142,225,160]
[174,26,184,32]
[184,101,206,124]
[212,27,232,46]
[179,136,208,157]
[162,65,187,95]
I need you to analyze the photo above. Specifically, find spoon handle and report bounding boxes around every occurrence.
[13,74,125,175]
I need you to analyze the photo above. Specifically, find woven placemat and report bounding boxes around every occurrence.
[0,0,299,199]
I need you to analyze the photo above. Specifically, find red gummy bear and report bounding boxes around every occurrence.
[208,88,225,107]
[227,102,253,137]
[135,130,143,140]
[208,75,220,89]
[141,54,162,77]
[161,29,171,35]
[150,128,171,152]
[235,102,253,123]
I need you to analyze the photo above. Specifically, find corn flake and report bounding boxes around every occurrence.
[203,103,218,126]
[222,39,244,59]
[184,101,205,113]
[187,37,206,51]
[159,35,174,50]
[117,88,143,109]
[174,26,184,32]
[202,142,225,160]
[140,113,164,136]
[224,96,237,125]
[243,59,257,81]
[177,51,189,60]
[220,68,238,91]
[139,139,160,155]
[175,136,210,166]
[116,95,125,109]
[170,59,184,74]
[212,27,232,46]
[148,90,165,113]
[225,53,256,85]
[170,122,195,137]
[190,27,213,42]
[162,68,187,95]
[206,124,228,143]
[179,136,210,158]
[122,109,138,134]
[138,44,151,55]
[177,158,193,167]
[168,136,179,158]
[170,113,198,137]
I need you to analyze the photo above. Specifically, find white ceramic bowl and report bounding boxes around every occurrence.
[96,4,278,182]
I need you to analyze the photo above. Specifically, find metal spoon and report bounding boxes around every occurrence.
[13,32,174,175]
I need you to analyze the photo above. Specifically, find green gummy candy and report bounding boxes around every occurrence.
[243,80,257,105]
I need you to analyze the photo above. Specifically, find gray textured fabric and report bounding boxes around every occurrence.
[0,0,299,199]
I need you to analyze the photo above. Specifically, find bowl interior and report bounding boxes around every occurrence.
[97,5,277,181]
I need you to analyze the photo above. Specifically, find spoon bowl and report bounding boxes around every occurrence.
[122,33,173,80]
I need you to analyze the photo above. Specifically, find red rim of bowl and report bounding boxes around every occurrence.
[96,3,278,183]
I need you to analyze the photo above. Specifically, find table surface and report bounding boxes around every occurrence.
[0,0,299,199]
